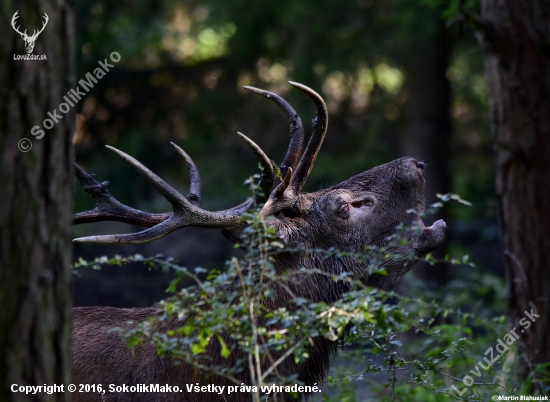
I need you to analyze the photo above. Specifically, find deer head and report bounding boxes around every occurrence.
[73,82,446,294]
[11,11,49,54]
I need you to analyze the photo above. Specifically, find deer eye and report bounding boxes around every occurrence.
[336,202,350,219]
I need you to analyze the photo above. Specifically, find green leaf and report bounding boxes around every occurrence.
[190,344,206,355]
[217,335,231,359]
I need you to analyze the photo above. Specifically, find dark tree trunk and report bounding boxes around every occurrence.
[481,0,550,391]
[0,1,75,400]
[402,18,452,286]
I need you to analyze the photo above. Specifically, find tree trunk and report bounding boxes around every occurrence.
[402,18,452,286]
[0,1,75,400]
[481,0,550,391]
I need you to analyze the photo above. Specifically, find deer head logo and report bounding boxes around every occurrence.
[11,10,49,54]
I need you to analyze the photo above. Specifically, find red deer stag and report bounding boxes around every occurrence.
[72,82,447,401]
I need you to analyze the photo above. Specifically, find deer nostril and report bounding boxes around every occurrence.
[416,161,426,179]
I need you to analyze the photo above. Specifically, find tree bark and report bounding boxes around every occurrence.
[481,0,550,390]
[0,1,75,400]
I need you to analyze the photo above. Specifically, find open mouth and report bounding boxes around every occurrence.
[414,217,447,253]
[416,214,445,232]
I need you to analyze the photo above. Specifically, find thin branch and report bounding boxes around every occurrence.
[260,337,307,382]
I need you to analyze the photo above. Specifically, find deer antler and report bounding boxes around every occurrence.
[242,86,305,188]
[30,13,49,40]
[73,143,251,244]
[73,161,171,227]
[170,142,202,206]
[11,11,48,39]
[73,82,327,243]
[11,11,27,38]
[287,82,328,193]
[244,82,328,217]
[235,131,274,203]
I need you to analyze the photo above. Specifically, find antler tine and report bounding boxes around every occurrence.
[253,83,328,218]
[74,219,183,244]
[11,11,25,37]
[35,13,49,37]
[274,167,292,196]
[243,86,304,183]
[287,82,328,194]
[73,161,170,226]
[106,145,190,208]
[236,132,274,202]
[258,167,293,217]
[236,132,272,173]
[170,142,201,206]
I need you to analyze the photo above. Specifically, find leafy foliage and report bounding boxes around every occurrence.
[73,190,542,401]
